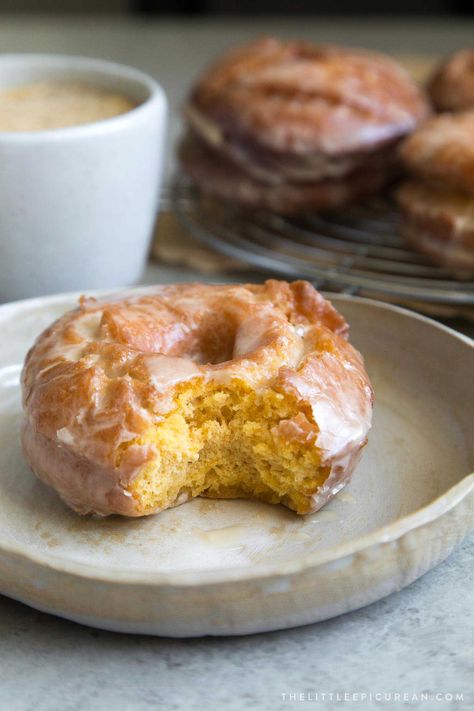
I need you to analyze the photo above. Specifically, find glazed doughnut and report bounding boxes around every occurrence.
[181,37,429,213]
[428,49,474,112]
[399,111,474,194]
[396,112,474,271]
[187,37,428,169]
[396,182,474,271]
[179,132,392,215]
[21,281,373,517]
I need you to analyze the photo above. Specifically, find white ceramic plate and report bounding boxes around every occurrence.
[0,292,472,637]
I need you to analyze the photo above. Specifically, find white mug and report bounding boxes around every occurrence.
[0,54,167,302]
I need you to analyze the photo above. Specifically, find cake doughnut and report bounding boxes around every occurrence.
[428,49,474,112]
[398,111,474,194]
[396,112,474,270]
[396,182,474,271]
[179,132,392,215]
[181,37,429,213]
[21,281,373,517]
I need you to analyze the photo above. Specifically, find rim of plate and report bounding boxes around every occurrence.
[0,289,472,587]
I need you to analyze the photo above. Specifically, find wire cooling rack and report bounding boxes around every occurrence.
[170,174,474,311]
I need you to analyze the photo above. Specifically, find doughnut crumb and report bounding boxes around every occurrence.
[122,379,327,515]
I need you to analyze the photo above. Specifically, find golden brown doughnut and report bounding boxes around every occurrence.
[21,281,373,517]
[181,37,429,213]
[396,111,474,271]
[179,132,392,215]
[428,49,474,112]
[396,181,474,271]
[399,111,474,194]
[188,37,428,163]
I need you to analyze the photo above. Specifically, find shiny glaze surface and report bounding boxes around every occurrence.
[397,181,474,270]
[178,132,391,215]
[188,37,429,159]
[182,38,428,213]
[397,111,474,270]
[21,281,373,516]
[399,111,474,194]
[429,48,474,112]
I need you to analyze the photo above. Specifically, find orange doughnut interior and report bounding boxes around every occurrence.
[122,378,327,516]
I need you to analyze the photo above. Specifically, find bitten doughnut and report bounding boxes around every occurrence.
[21,281,373,517]
[396,112,474,270]
[181,37,429,213]
[428,49,474,112]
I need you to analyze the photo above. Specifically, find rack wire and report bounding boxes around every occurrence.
[170,174,474,310]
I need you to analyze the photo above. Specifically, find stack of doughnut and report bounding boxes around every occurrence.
[180,37,429,215]
[396,48,474,272]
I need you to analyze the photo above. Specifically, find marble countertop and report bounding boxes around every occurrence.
[0,16,473,710]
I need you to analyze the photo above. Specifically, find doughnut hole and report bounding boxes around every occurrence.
[100,305,270,365]
[188,311,241,364]
[118,378,328,515]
